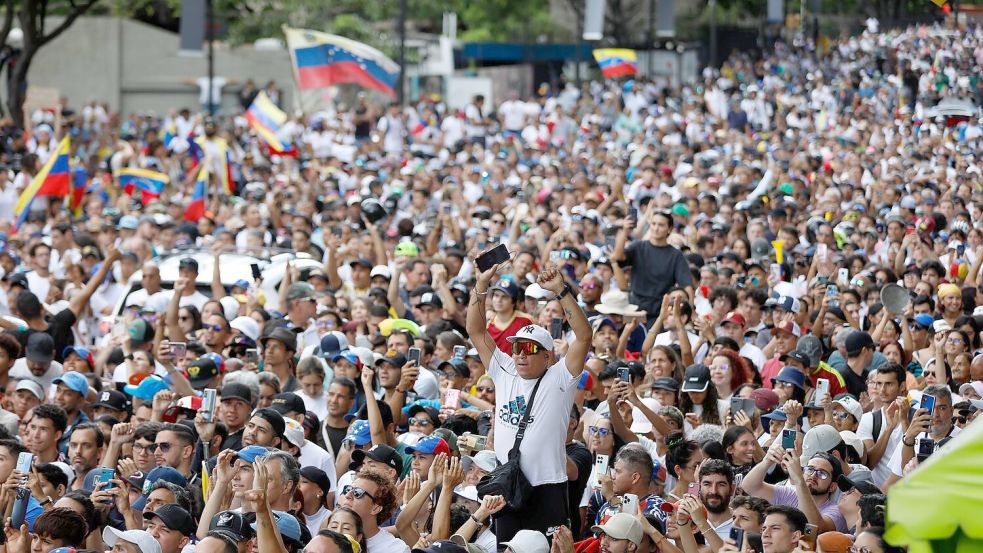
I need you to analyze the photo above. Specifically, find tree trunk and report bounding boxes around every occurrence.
[7,48,30,129]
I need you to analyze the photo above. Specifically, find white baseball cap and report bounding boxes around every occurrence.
[591,512,644,546]
[468,450,498,473]
[15,380,44,401]
[505,324,554,351]
[283,418,305,449]
[49,461,75,487]
[524,283,554,300]
[230,316,260,343]
[833,396,863,422]
[103,527,162,553]
[630,398,662,434]
[370,265,392,280]
[502,530,549,553]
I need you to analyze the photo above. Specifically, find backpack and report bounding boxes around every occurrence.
[871,409,882,441]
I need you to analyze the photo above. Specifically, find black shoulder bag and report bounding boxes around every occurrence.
[476,375,545,513]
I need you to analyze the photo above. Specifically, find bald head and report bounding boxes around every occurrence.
[971,354,983,382]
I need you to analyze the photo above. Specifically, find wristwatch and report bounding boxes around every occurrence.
[557,284,572,300]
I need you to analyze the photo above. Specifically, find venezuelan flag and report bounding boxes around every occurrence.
[69,165,87,218]
[593,48,638,79]
[14,136,70,231]
[185,165,208,222]
[245,91,289,152]
[116,168,169,205]
[284,26,399,98]
[191,136,235,196]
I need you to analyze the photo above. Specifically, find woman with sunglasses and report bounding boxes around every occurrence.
[927,329,971,391]
[466,262,592,543]
[580,415,626,537]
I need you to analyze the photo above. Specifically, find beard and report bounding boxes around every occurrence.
[809,483,828,496]
[703,493,731,514]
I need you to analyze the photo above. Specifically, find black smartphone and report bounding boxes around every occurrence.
[628,206,638,220]
[617,367,630,382]
[747,532,764,553]
[550,317,563,339]
[475,243,510,272]
[408,347,422,367]
[250,263,261,281]
[916,438,935,463]
[730,527,745,550]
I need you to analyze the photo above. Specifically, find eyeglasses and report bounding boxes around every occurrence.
[476,386,495,394]
[909,323,927,330]
[947,338,964,345]
[580,282,598,290]
[511,341,542,356]
[803,466,831,480]
[342,485,376,501]
[202,324,223,332]
[588,426,611,437]
[132,443,153,454]
[408,417,432,427]
[832,411,852,420]
[155,443,173,453]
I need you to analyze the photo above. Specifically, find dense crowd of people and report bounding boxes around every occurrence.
[0,17,977,553]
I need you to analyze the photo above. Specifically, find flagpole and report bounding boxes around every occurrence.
[206,0,215,116]
[397,0,407,105]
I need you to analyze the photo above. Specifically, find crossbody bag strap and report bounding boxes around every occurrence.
[508,374,545,456]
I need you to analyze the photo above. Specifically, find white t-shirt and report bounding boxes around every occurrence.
[856,407,903,486]
[499,100,527,130]
[300,440,338,492]
[196,76,228,105]
[475,526,497,553]
[298,389,330,422]
[487,348,580,486]
[305,505,331,536]
[26,270,51,303]
[366,528,411,553]
[10,359,62,397]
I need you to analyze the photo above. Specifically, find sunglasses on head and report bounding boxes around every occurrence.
[511,341,542,356]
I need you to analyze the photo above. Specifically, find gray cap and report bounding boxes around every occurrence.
[796,335,823,368]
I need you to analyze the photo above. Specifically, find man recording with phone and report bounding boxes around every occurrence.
[884,383,958,487]
[466,261,591,544]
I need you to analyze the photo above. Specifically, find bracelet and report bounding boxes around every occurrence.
[474,288,489,297]
[678,519,691,526]
[698,525,711,533]
[557,284,572,300]
[903,437,915,447]
[470,513,484,525]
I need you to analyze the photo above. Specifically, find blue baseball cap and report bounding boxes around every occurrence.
[489,278,519,299]
[344,420,372,447]
[117,215,139,230]
[52,371,89,396]
[762,409,789,423]
[332,350,361,368]
[232,279,251,290]
[133,466,188,510]
[912,314,935,329]
[62,346,94,368]
[771,367,807,391]
[320,333,346,358]
[251,510,302,543]
[123,375,170,401]
[236,445,270,464]
[405,435,451,456]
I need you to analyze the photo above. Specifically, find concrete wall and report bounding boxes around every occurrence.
[28,17,296,115]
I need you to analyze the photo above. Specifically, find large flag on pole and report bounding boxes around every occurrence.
[14,136,70,231]
[245,91,290,153]
[593,48,639,79]
[283,27,399,98]
[185,165,208,222]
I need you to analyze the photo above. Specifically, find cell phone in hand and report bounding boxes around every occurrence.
[408,347,422,366]
[815,379,829,404]
[782,428,796,450]
[444,389,461,409]
[202,388,217,423]
[251,263,262,281]
[687,482,699,497]
[730,397,753,418]
[916,438,935,463]
[837,268,849,285]
[730,527,746,550]
[621,493,639,515]
[170,341,187,359]
[921,394,936,417]
[475,243,510,272]
[550,317,563,339]
[770,263,782,282]
[595,454,609,476]
[245,348,259,365]
[453,345,466,360]
[617,367,631,383]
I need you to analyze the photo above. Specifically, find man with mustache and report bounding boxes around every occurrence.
[692,460,737,540]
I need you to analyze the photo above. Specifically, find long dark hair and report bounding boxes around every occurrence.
[665,432,700,478]
[679,385,722,425]
[721,426,755,466]
[328,507,367,553]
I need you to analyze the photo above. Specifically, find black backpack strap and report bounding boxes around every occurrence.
[872,409,882,441]
[509,374,545,457]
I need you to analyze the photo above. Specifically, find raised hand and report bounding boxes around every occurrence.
[110,422,135,444]
[360,366,375,391]
[444,455,465,489]
[551,525,574,553]
[213,449,238,485]
[403,472,421,505]
[427,452,448,483]
[537,265,566,294]
[477,495,506,518]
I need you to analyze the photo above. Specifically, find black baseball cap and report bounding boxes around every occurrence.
[680,364,711,393]
[208,510,254,542]
[836,473,881,495]
[350,444,404,474]
[299,466,331,506]
[220,383,255,406]
[652,377,680,393]
[269,392,306,416]
[252,408,286,440]
[91,390,131,413]
[144,504,196,536]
